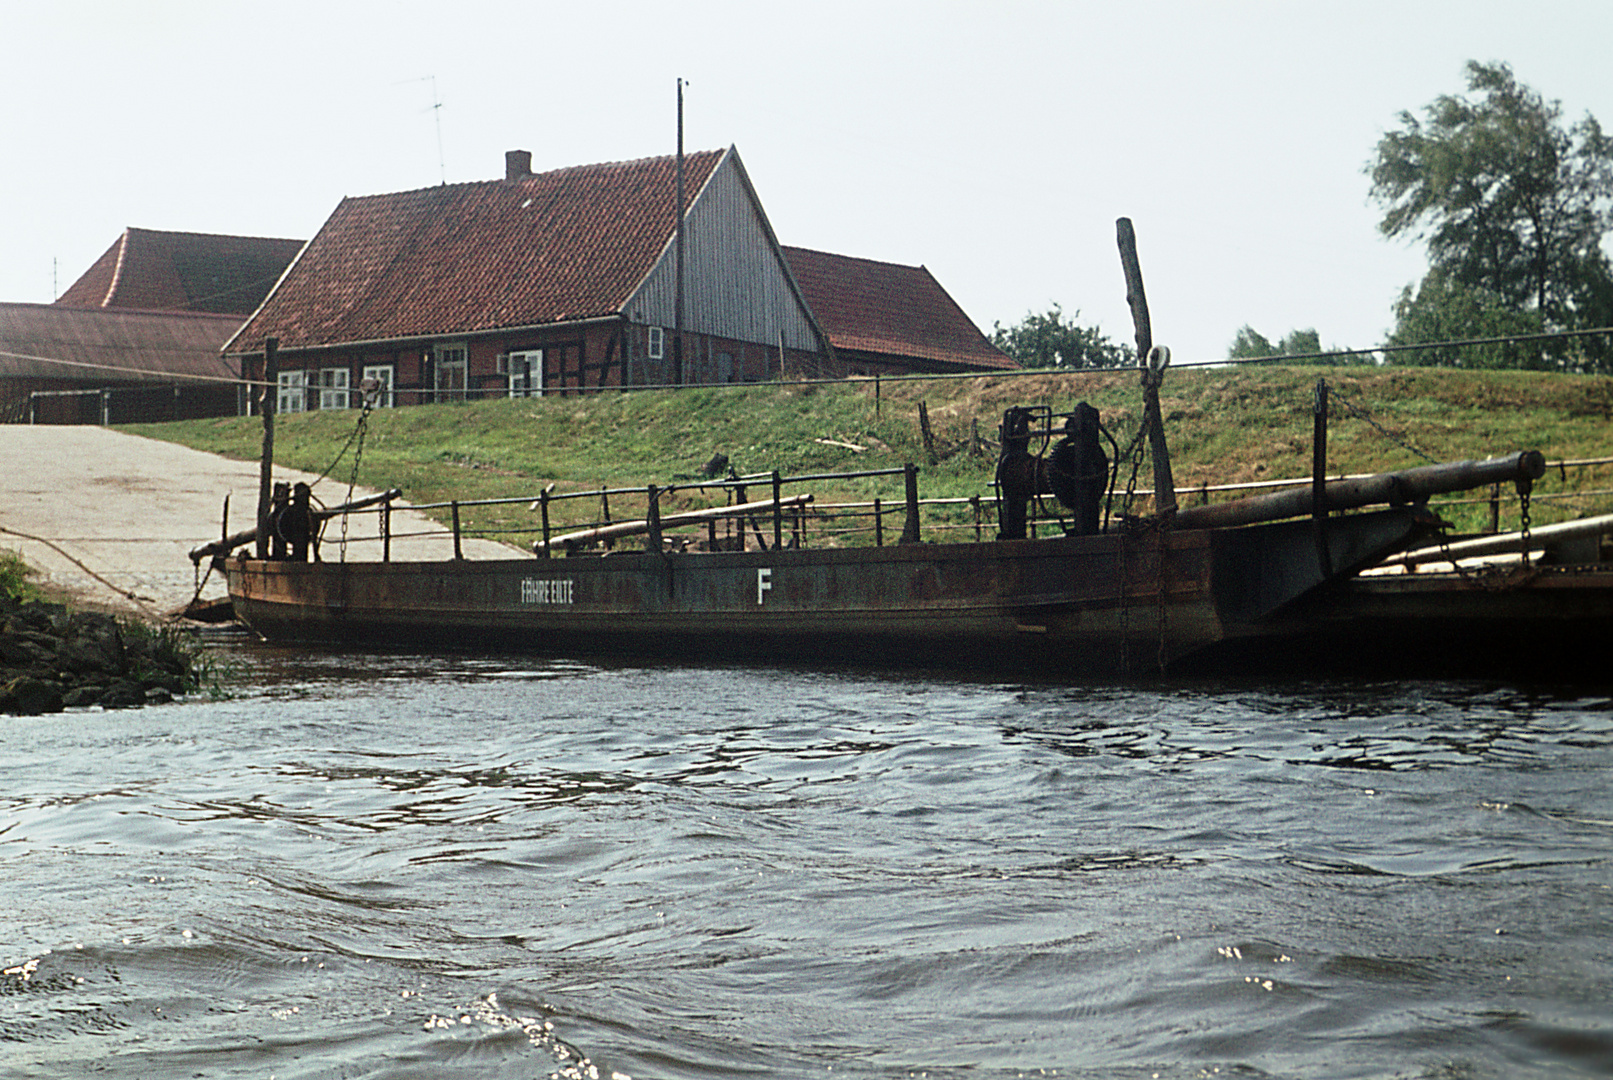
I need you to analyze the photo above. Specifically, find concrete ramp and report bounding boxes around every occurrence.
[0,427,520,618]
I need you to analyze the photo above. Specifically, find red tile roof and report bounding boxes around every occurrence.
[55,228,304,315]
[228,151,725,355]
[0,302,241,383]
[781,247,1018,372]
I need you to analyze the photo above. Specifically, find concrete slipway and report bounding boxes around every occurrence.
[0,427,518,619]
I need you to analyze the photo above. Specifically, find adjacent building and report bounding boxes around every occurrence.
[781,246,1018,375]
[56,228,304,316]
[0,228,303,423]
[0,303,242,424]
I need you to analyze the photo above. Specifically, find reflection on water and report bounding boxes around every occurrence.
[2,644,1611,1078]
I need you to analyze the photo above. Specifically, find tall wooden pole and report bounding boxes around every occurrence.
[673,78,686,387]
[1116,218,1176,516]
[255,337,278,558]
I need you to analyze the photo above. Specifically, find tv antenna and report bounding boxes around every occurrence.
[399,74,447,184]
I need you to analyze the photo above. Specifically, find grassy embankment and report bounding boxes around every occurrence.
[124,366,1613,550]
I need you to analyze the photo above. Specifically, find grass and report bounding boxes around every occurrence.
[1,547,41,603]
[122,366,1613,545]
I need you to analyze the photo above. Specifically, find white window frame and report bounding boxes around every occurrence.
[506,349,544,398]
[361,364,395,408]
[276,370,306,414]
[647,326,664,360]
[318,367,350,410]
[434,343,468,402]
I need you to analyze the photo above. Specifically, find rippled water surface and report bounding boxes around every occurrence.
[4,644,1611,1078]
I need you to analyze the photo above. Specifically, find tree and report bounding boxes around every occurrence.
[1227,325,1345,363]
[1383,270,1547,369]
[990,304,1130,369]
[1368,61,1613,369]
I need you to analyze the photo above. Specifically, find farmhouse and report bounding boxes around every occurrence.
[227,147,1014,412]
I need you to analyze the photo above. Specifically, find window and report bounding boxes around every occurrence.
[647,326,664,360]
[318,367,350,410]
[361,364,395,408]
[506,350,544,397]
[434,344,467,402]
[276,370,306,414]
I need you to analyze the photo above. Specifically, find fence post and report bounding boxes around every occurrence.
[451,501,463,560]
[874,497,884,547]
[646,484,662,552]
[538,488,552,558]
[899,463,921,544]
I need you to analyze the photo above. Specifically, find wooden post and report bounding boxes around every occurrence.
[899,463,921,544]
[1117,219,1176,516]
[1312,378,1333,577]
[451,500,463,560]
[772,470,783,551]
[645,484,663,552]
[538,487,552,558]
[382,494,391,562]
[255,337,278,559]
[918,401,937,465]
[874,496,884,546]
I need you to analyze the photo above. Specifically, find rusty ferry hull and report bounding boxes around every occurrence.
[1220,560,1613,680]
[224,508,1421,674]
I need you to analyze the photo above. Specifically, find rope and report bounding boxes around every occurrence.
[0,524,160,612]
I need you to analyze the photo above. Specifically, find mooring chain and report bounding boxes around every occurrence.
[308,401,374,490]
[1115,512,1169,676]
[1518,484,1533,569]
[1155,519,1170,675]
[1328,386,1438,464]
[1117,525,1130,677]
[1117,421,1149,517]
[1435,476,1539,592]
[337,399,374,560]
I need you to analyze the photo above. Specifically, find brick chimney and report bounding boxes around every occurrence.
[505,149,533,182]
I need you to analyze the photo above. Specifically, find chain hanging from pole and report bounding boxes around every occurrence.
[337,383,380,560]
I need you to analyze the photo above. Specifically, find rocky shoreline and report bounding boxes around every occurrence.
[0,597,199,715]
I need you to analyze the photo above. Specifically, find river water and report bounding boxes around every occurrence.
[3,642,1611,1079]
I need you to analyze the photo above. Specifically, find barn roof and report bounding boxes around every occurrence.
[780,247,1017,372]
[0,302,240,383]
[228,150,725,356]
[55,228,304,316]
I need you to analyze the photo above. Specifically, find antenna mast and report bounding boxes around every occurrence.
[428,75,446,185]
[396,75,447,184]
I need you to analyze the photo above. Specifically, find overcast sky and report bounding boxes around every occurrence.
[5,1,1611,364]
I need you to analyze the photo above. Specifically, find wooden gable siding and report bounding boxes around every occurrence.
[624,150,822,354]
